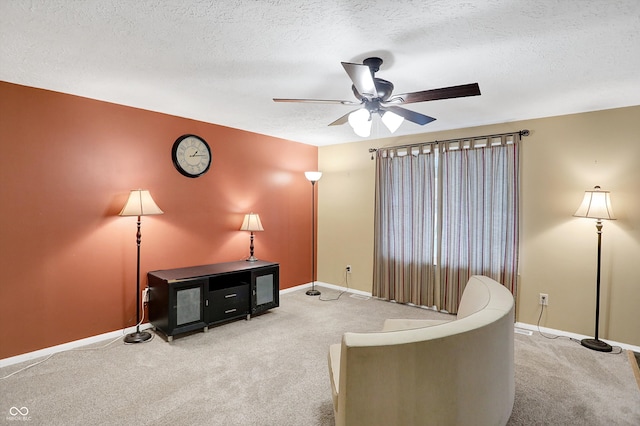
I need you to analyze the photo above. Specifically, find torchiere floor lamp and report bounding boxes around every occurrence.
[119,189,164,344]
[305,171,322,296]
[573,185,615,352]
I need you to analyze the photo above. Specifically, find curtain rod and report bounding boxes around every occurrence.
[368,129,530,156]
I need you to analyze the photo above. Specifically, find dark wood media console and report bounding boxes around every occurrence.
[147,260,279,341]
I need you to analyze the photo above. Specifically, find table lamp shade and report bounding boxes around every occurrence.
[240,213,264,232]
[119,189,164,217]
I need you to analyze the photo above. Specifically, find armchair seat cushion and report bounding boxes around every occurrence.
[381,318,451,332]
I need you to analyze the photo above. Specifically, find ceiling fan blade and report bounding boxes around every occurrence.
[342,62,378,99]
[382,106,436,126]
[388,83,481,104]
[273,98,361,105]
[328,109,359,126]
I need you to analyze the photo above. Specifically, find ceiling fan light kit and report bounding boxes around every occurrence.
[381,110,404,133]
[274,56,481,137]
[348,108,372,137]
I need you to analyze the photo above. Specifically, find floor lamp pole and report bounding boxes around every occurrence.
[124,216,152,344]
[580,219,612,352]
[306,180,320,296]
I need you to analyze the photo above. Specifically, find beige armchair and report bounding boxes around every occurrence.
[328,275,515,426]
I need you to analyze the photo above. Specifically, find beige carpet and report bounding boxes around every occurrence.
[1,286,639,425]
[508,330,639,425]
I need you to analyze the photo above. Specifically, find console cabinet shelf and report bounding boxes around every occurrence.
[147,260,279,341]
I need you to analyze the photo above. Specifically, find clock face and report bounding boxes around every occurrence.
[171,134,212,178]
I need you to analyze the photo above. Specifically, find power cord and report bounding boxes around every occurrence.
[1,288,152,379]
[536,303,623,354]
[536,304,562,340]
[0,333,123,380]
[319,267,351,301]
[124,291,155,345]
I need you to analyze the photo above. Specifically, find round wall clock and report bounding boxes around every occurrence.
[171,134,212,178]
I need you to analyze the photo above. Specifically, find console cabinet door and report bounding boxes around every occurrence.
[251,266,279,315]
[170,278,207,335]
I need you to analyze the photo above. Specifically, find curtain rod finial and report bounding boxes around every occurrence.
[369,148,378,160]
[520,129,530,137]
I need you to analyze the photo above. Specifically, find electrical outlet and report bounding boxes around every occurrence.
[143,288,150,303]
[539,293,549,306]
[346,265,352,273]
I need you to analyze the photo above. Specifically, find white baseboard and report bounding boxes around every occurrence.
[286,284,640,353]
[515,322,640,353]
[0,323,153,369]
[3,284,344,368]
[281,281,373,298]
[2,284,344,368]
[4,293,637,369]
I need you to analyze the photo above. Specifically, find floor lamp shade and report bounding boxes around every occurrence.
[240,213,264,262]
[119,189,163,344]
[573,186,615,220]
[305,171,322,296]
[119,189,164,216]
[573,185,615,352]
[304,171,323,182]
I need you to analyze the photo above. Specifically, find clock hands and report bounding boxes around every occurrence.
[189,150,207,158]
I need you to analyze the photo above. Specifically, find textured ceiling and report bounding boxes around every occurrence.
[1,0,639,146]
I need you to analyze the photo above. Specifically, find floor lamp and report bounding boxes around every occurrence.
[305,171,322,296]
[573,185,615,352]
[240,213,264,262]
[119,189,164,344]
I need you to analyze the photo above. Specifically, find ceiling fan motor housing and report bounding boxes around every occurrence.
[351,78,394,104]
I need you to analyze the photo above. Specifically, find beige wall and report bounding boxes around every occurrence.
[318,105,640,347]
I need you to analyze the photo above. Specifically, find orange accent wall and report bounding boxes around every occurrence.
[0,81,317,359]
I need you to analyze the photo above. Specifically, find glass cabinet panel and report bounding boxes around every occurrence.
[176,286,202,326]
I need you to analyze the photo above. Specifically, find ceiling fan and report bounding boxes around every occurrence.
[273,57,481,137]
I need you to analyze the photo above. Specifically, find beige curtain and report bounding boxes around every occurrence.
[373,133,520,313]
[439,135,519,313]
[373,145,437,307]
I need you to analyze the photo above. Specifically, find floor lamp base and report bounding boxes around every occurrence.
[124,330,152,344]
[581,338,612,352]
[306,288,321,296]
